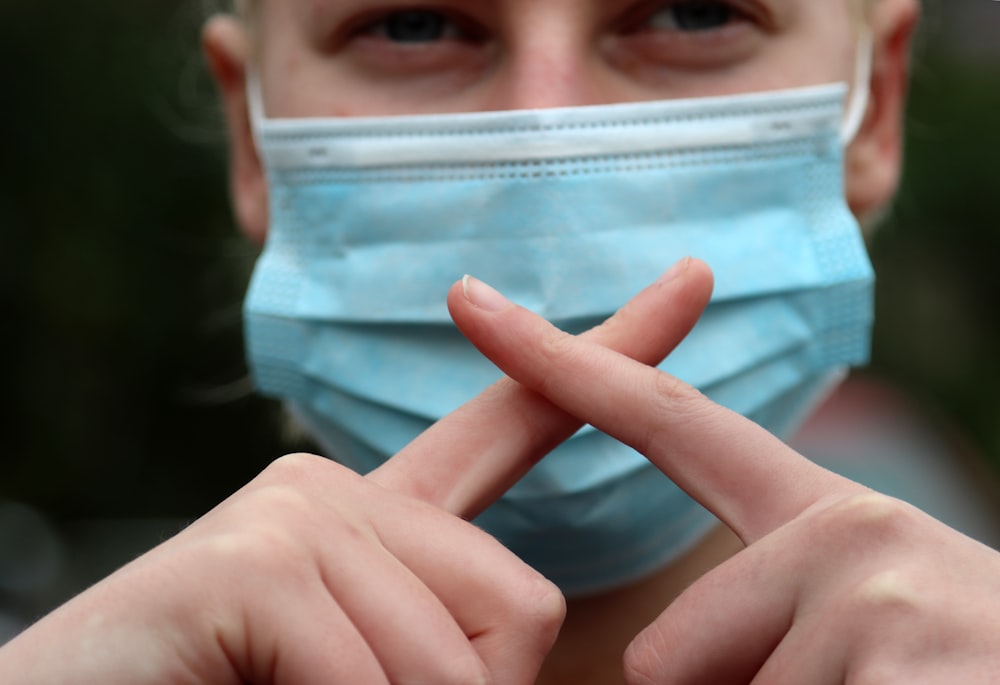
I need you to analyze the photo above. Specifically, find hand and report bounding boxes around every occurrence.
[450,263,1000,684]
[0,259,715,685]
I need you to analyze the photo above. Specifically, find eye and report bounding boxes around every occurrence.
[611,0,765,76]
[646,1,745,33]
[362,9,466,44]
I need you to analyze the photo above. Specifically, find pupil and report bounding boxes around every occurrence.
[672,3,732,31]
[385,11,447,43]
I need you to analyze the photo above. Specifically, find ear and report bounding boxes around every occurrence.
[844,0,920,219]
[203,15,269,244]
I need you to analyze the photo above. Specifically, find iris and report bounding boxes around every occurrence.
[383,10,449,43]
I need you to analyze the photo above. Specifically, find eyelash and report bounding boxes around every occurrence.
[354,7,483,45]
[352,1,754,47]
[622,0,756,36]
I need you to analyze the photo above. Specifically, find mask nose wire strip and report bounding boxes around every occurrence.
[840,28,874,146]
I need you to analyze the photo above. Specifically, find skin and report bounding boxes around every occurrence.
[9,1,1000,684]
[0,260,714,685]
[452,267,1000,684]
[201,1,919,680]
[207,0,916,243]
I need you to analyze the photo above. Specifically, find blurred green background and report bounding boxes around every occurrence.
[870,0,1000,464]
[1,0,999,637]
[2,0,309,521]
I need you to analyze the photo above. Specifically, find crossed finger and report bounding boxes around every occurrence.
[359,258,716,683]
[369,257,715,522]
[446,267,864,545]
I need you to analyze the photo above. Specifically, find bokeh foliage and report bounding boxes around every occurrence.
[2,0,999,521]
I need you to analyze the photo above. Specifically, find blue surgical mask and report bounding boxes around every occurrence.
[245,81,874,596]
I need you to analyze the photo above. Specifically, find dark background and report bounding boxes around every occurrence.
[2,0,999,637]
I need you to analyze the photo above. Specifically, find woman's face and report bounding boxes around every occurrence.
[253,0,858,117]
[205,0,919,240]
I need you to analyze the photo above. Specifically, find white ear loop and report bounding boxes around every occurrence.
[246,69,267,153]
[841,27,874,145]
[247,70,266,121]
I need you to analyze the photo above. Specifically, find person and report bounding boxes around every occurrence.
[3,0,1000,683]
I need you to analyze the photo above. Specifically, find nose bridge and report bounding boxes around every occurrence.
[502,50,595,110]
[486,4,603,111]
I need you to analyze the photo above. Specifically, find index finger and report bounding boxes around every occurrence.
[368,258,714,520]
[448,273,864,544]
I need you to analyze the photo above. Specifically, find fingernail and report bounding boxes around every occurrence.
[658,257,691,284]
[462,275,511,312]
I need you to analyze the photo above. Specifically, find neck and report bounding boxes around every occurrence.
[535,524,743,685]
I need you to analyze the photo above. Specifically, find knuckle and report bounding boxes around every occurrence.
[638,372,708,453]
[848,568,924,619]
[200,480,373,580]
[506,570,566,642]
[650,371,710,420]
[245,480,317,529]
[529,576,567,643]
[261,452,327,483]
[533,328,577,394]
[201,516,300,572]
[650,369,694,404]
[623,627,670,685]
[259,452,363,496]
[819,492,919,544]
